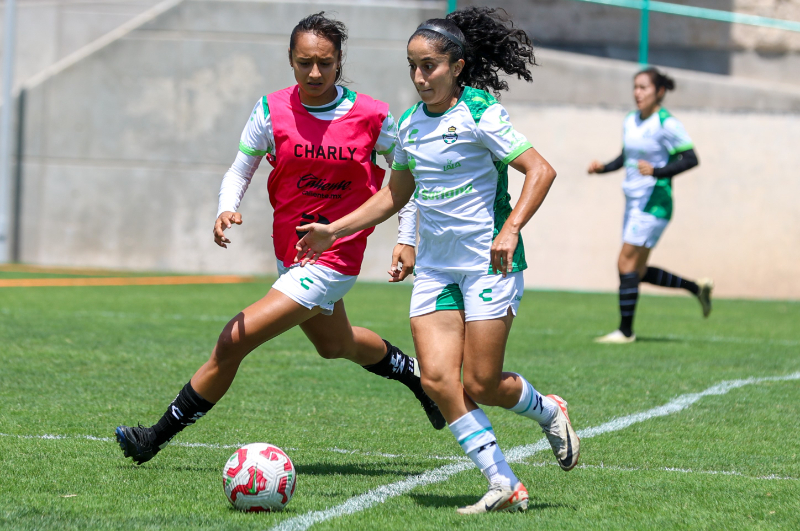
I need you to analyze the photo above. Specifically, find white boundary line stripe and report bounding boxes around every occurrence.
[269,372,800,531]
[524,461,798,481]
[0,432,466,462]
[1,430,790,482]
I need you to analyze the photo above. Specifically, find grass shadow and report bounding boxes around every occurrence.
[296,462,426,477]
[634,336,684,344]
[410,493,576,512]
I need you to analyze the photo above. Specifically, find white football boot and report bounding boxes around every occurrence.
[456,482,529,514]
[697,278,714,318]
[594,330,636,344]
[541,395,580,471]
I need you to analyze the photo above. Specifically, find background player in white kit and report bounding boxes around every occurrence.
[588,67,713,344]
[296,6,579,515]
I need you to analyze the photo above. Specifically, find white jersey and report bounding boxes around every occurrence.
[392,86,533,274]
[622,108,693,220]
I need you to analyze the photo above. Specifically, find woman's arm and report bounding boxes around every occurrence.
[294,168,417,266]
[213,151,262,248]
[492,147,557,276]
[652,148,699,177]
[588,150,624,174]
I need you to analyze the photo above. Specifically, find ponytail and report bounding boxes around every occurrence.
[410,7,536,97]
[636,67,676,97]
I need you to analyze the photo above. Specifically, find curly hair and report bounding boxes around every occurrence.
[289,12,348,84]
[410,6,536,97]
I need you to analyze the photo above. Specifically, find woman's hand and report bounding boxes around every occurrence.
[490,226,519,277]
[294,223,337,266]
[388,244,415,283]
[214,211,242,248]
[587,160,604,174]
[638,160,654,176]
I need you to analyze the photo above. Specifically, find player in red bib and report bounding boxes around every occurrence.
[115,13,444,465]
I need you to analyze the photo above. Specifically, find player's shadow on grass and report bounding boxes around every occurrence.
[296,462,427,477]
[634,336,683,343]
[409,493,575,511]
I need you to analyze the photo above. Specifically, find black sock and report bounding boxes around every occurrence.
[618,272,640,337]
[642,267,699,295]
[362,340,418,389]
[151,382,215,448]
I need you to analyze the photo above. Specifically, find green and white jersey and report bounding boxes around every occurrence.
[392,86,533,274]
[622,108,693,220]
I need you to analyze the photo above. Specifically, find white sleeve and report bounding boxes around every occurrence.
[396,199,417,246]
[217,151,261,217]
[375,112,397,165]
[662,116,694,154]
[476,103,533,164]
[239,97,275,157]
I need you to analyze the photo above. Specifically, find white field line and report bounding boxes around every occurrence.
[270,372,800,531]
[0,432,794,484]
[523,460,797,481]
[0,432,465,462]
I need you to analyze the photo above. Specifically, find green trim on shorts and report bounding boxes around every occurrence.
[435,283,465,311]
[643,177,673,220]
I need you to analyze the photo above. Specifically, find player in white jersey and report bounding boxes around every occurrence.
[295,7,579,514]
[588,67,713,344]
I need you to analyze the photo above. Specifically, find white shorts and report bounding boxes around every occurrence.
[273,261,357,316]
[622,199,669,248]
[410,268,524,322]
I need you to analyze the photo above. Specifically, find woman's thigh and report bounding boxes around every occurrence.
[218,288,322,356]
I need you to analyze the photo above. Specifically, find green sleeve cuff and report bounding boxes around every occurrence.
[668,142,694,155]
[501,142,533,165]
[376,142,396,156]
[239,141,267,157]
[391,162,409,171]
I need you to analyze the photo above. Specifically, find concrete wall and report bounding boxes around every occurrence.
[14,0,800,298]
[17,0,444,275]
[0,0,163,101]
[460,0,800,86]
[507,104,800,299]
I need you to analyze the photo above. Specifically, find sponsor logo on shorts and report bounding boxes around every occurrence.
[299,277,314,290]
[479,289,493,302]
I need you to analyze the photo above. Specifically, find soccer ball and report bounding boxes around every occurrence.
[222,443,297,512]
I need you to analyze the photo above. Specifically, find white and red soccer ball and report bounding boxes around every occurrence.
[222,443,296,512]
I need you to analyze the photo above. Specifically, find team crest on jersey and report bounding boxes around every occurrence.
[442,126,458,144]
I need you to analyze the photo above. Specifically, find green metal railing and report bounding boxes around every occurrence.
[445,0,800,65]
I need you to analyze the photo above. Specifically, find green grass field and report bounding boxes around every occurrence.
[1,274,799,530]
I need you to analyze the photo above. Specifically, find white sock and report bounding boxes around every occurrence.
[508,374,558,425]
[449,409,518,488]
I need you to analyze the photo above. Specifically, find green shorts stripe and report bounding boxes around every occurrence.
[435,283,465,311]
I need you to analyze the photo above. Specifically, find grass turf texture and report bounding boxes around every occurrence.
[1,279,798,530]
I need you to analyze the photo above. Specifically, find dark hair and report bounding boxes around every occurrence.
[636,67,676,98]
[289,12,348,84]
[410,7,536,97]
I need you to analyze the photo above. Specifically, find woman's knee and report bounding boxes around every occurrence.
[314,342,356,360]
[463,376,502,406]
[420,372,457,403]
[214,320,249,363]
